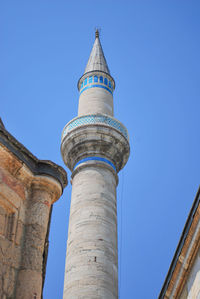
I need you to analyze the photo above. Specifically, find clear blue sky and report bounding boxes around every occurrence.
[1,1,200,298]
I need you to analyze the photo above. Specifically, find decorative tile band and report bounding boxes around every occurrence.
[62,114,129,140]
[80,84,112,95]
[74,157,116,171]
[79,75,113,95]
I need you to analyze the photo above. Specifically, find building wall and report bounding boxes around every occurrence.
[0,165,25,298]
[159,187,200,299]
[0,124,67,299]
[180,248,200,299]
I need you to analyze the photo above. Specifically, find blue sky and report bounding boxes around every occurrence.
[1,1,200,298]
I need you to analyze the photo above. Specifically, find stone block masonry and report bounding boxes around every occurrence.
[0,120,67,299]
[63,166,118,298]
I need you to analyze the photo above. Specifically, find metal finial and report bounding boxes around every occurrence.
[95,29,99,38]
[95,27,101,38]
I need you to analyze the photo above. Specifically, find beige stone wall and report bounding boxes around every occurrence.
[15,183,54,299]
[0,144,63,299]
[0,165,26,298]
[179,285,188,299]
[181,248,200,299]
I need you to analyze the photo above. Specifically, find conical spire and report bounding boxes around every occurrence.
[84,30,110,75]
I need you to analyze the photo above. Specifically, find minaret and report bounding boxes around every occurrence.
[61,30,130,299]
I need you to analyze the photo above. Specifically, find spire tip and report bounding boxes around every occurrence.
[95,29,99,39]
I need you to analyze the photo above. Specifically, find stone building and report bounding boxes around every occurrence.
[0,119,67,298]
[2,28,199,299]
[159,186,200,299]
[61,30,130,298]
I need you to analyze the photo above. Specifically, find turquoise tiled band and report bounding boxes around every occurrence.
[74,157,116,171]
[62,114,129,140]
[79,74,114,94]
[80,84,113,94]
[80,84,113,95]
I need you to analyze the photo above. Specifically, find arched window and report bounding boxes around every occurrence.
[109,81,112,88]
[100,76,103,83]
[89,76,93,83]
[94,76,98,82]
[84,78,87,86]
[104,78,108,85]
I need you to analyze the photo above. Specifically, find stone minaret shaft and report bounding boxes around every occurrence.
[61,31,130,299]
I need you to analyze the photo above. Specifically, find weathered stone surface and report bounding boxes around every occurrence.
[0,144,22,176]
[0,263,17,298]
[0,167,25,200]
[24,223,46,252]
[0,206,6,236]
[184,248,200,299]
[63,166,118,299]
[26,197,50,227]
[15,269,42,299]
[0,238,21,268]
[21,244,43,271]
[0,123,68,298]
[179,285,188,299]
[15,220,24,245]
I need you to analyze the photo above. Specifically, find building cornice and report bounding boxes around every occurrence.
[0,119,67,191]
[159,186,200,298]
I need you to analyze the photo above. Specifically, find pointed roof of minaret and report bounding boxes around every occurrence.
[84,29,110,75]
